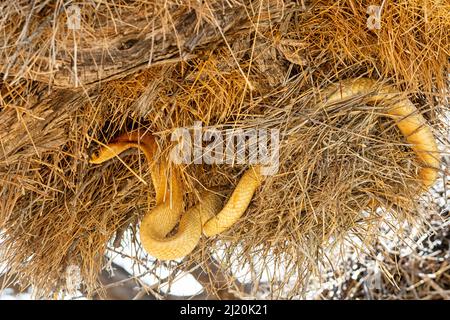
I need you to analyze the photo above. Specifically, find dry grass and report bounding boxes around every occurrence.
[0,0,448,298]
[310,186,449,300]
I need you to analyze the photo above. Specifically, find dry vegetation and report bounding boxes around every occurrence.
[0,0,448,299]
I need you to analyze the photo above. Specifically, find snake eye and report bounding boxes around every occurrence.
[90,149,100,160]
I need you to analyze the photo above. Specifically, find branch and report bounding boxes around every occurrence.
[2,3,250,87]
[92,261,211,300]
[185,254,247,300]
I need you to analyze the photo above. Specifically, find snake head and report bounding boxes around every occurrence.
[89,143,126,164]
[89,148,103,164]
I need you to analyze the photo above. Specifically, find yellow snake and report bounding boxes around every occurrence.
[90,131,262,260]
[321,78,440,188]
[90,78,439,260]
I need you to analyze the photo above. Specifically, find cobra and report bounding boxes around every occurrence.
[89,78,439,260]
[89,131,262,260]
[321,78,439,188]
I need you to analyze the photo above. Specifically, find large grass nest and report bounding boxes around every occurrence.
[0,0,449,298]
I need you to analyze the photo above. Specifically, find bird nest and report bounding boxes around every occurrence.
[0,0,448,298]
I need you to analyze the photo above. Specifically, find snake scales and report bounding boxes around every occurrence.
[90,78,440,260]
[90,131,262,260]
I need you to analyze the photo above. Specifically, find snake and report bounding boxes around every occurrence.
[90,131,262,260]
[321,78,440,188]
[89,78,439,260]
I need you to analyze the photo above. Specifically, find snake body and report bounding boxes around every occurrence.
[322,78,439,188]
[90,131,262,260]
[90,78,439,260]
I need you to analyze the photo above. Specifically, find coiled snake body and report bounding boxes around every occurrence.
[90,78,439,260]
[90,131,262,260]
